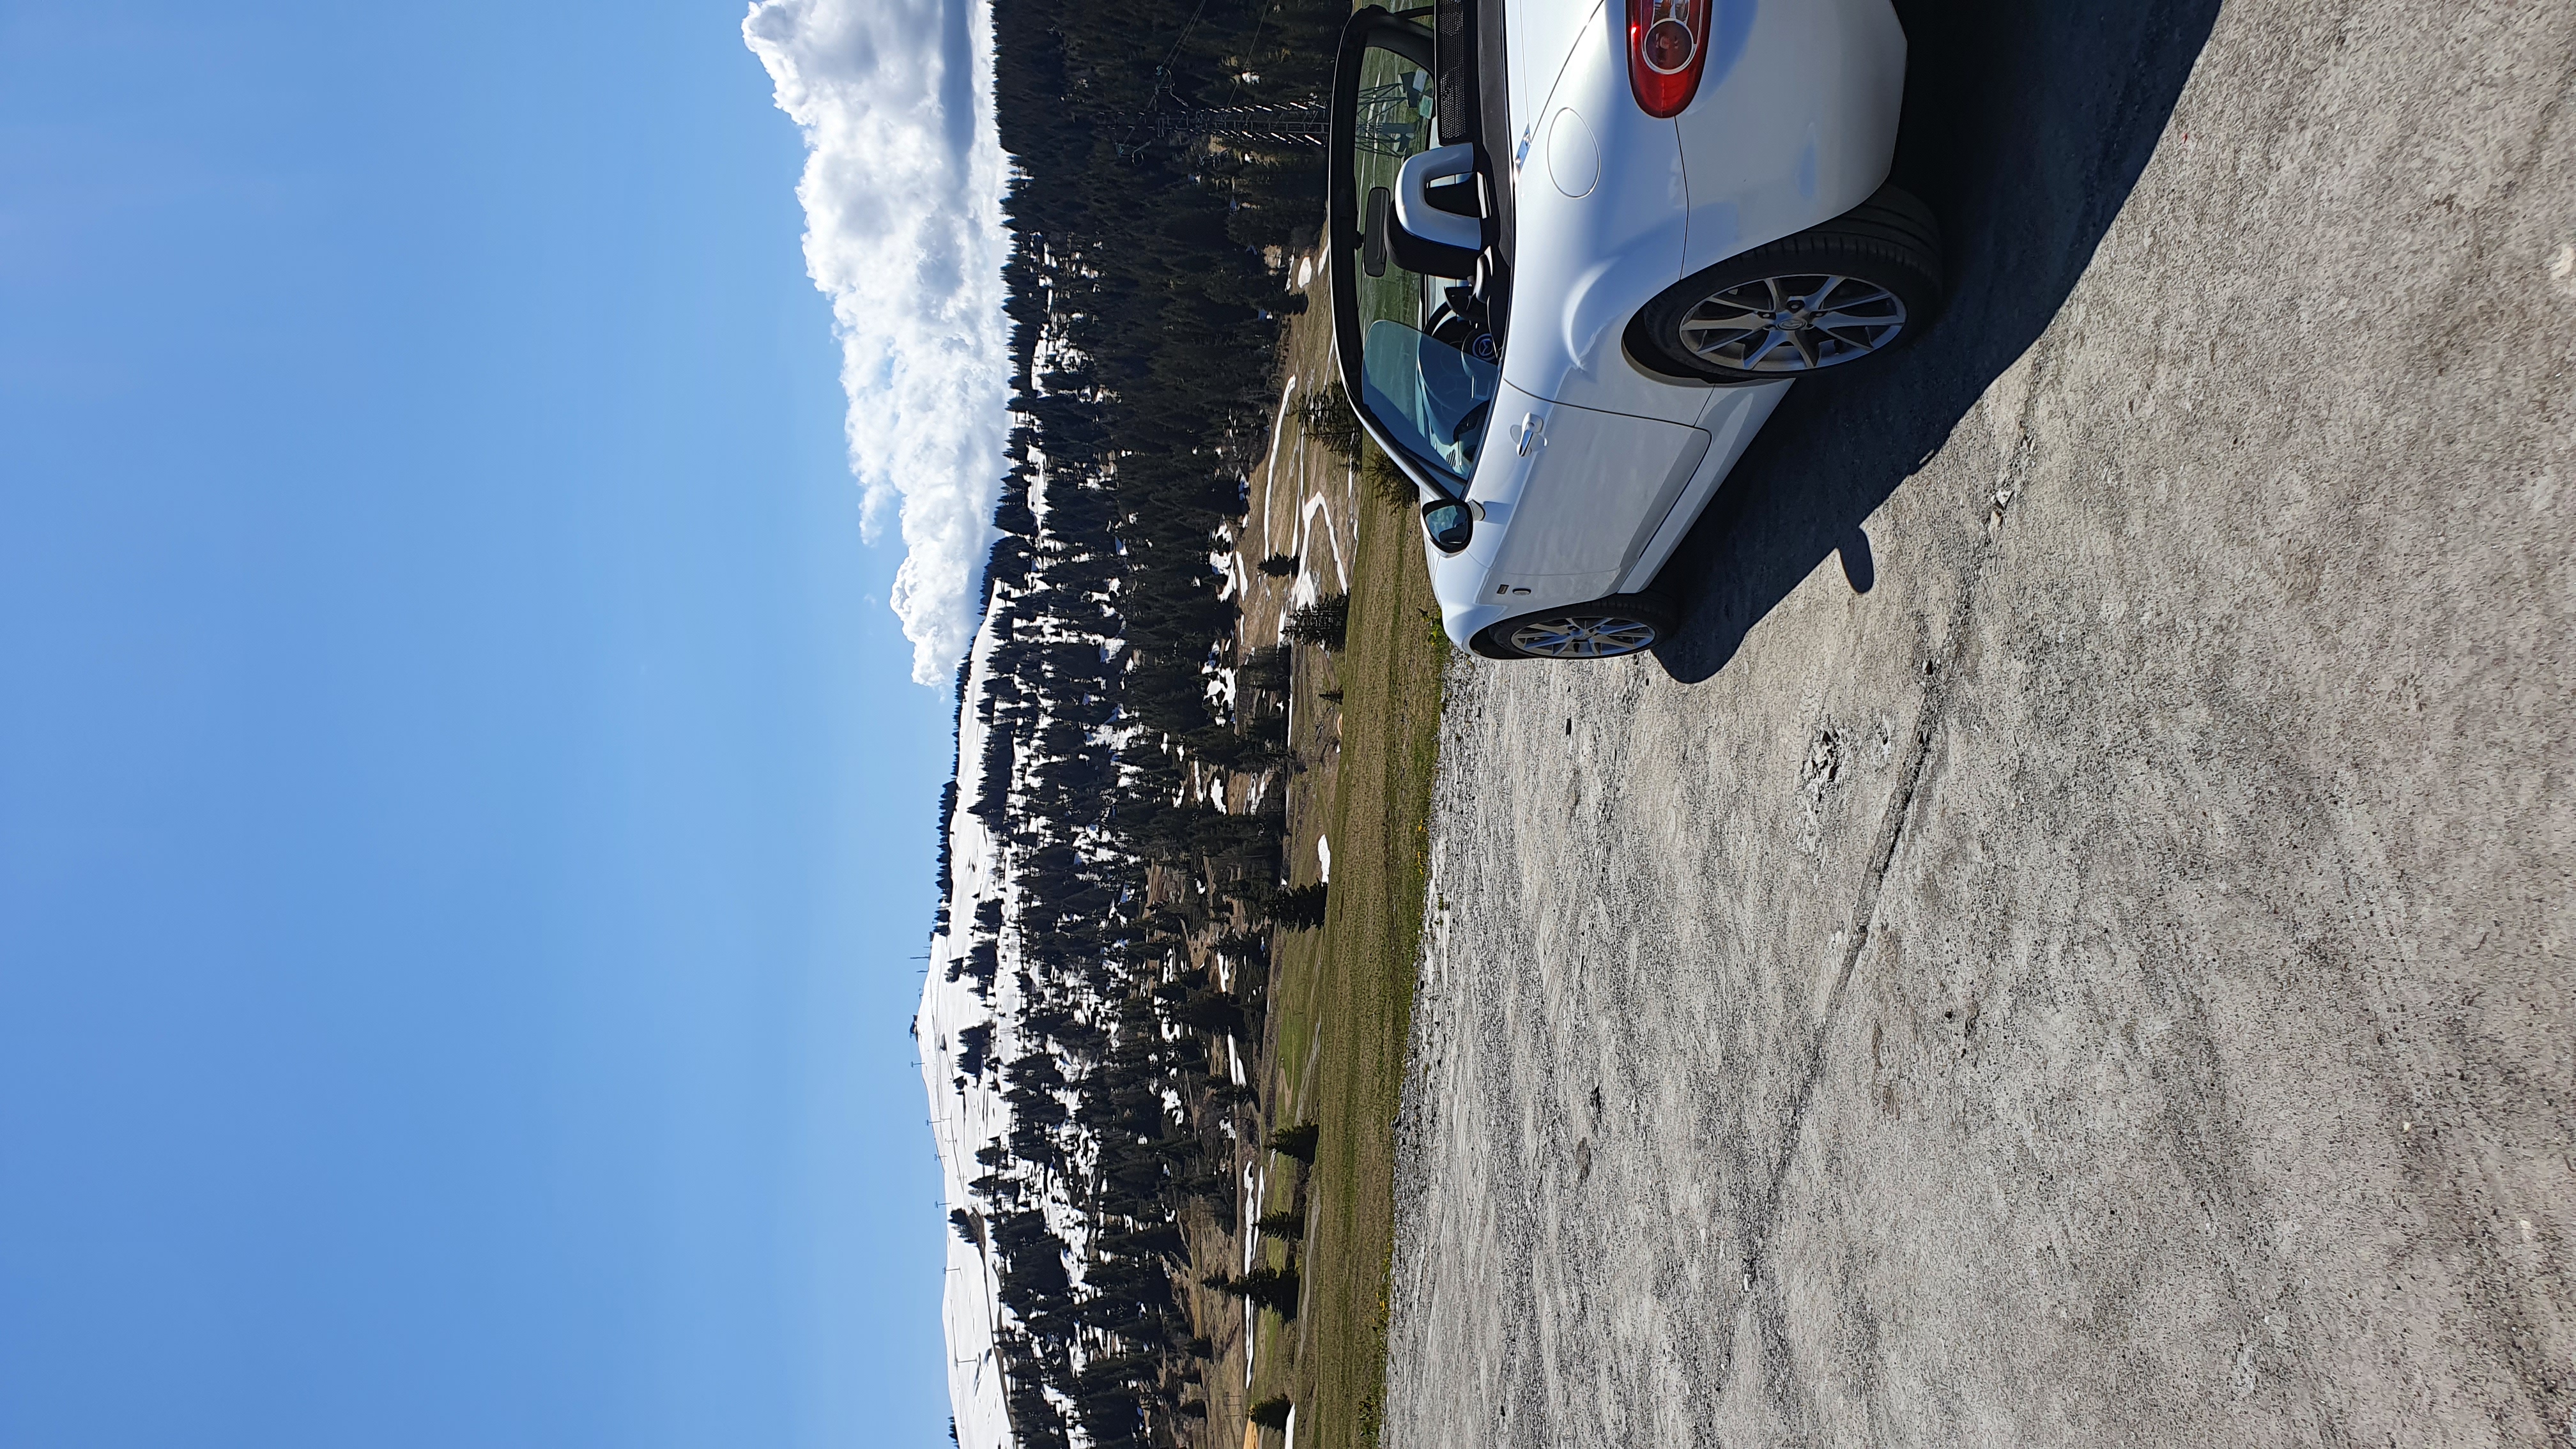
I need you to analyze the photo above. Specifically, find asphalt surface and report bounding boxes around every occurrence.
[1384,2,2574,1445]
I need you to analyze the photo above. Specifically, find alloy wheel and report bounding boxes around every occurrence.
[1676,273,1906,373]
[1505,614,1660,659]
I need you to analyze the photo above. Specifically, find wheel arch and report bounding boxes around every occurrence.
[1671,0,1908,277]
[1491,0,1908,423]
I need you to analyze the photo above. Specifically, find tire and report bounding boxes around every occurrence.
[1468,592,1676,661]
[1625,183,1944,384]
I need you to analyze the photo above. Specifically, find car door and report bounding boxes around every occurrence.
[1468,382,1711,598]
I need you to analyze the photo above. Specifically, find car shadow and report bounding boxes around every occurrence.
[1648,0,2222,685]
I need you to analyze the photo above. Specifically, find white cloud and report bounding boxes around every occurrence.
[744,0,1009,685]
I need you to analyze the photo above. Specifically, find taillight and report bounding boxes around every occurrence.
[1625,0,1712,118]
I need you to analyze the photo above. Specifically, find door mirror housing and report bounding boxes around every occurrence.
[1421,498,1476,553]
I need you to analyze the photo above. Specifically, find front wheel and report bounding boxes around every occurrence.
[1625,184,1944,384]
[1468,594,1675,661]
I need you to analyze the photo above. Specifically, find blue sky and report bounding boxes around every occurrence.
[1,3,960,1445]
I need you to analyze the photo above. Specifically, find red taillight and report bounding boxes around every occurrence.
[1625,0,1712,117]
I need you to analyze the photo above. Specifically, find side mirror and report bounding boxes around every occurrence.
[1421,498,1475,554]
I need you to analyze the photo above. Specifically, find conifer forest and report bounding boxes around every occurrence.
[923,1,1354,1445]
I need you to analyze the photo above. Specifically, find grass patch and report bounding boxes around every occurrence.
[1249,486,1445,1449]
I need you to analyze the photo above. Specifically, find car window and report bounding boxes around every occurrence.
[1351,48,1441,323]
[1360,319,1498,484]
[1345,39,1488,488]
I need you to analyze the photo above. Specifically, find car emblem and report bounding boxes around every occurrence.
[1511,413,1544,457]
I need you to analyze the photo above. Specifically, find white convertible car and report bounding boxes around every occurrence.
[1328,0,1940,659]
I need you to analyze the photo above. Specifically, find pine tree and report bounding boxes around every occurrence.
[1267,882,1328,930]
[1284,592,1350,650]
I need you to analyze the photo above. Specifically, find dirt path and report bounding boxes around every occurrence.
[1385,1,2575,1445]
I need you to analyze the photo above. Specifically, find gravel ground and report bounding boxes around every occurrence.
[1384,1,2575,1445]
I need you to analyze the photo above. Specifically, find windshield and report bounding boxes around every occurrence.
[1330,14,1504,499]
[1351,52,1444,326]
[1346,33,1484,489]
[1360,319,1498,483]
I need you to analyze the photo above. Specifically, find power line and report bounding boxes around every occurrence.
[1149,100,1328,150]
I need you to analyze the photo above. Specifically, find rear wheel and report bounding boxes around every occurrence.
[1626,184,1943,384]
[1469,593,1675,661]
